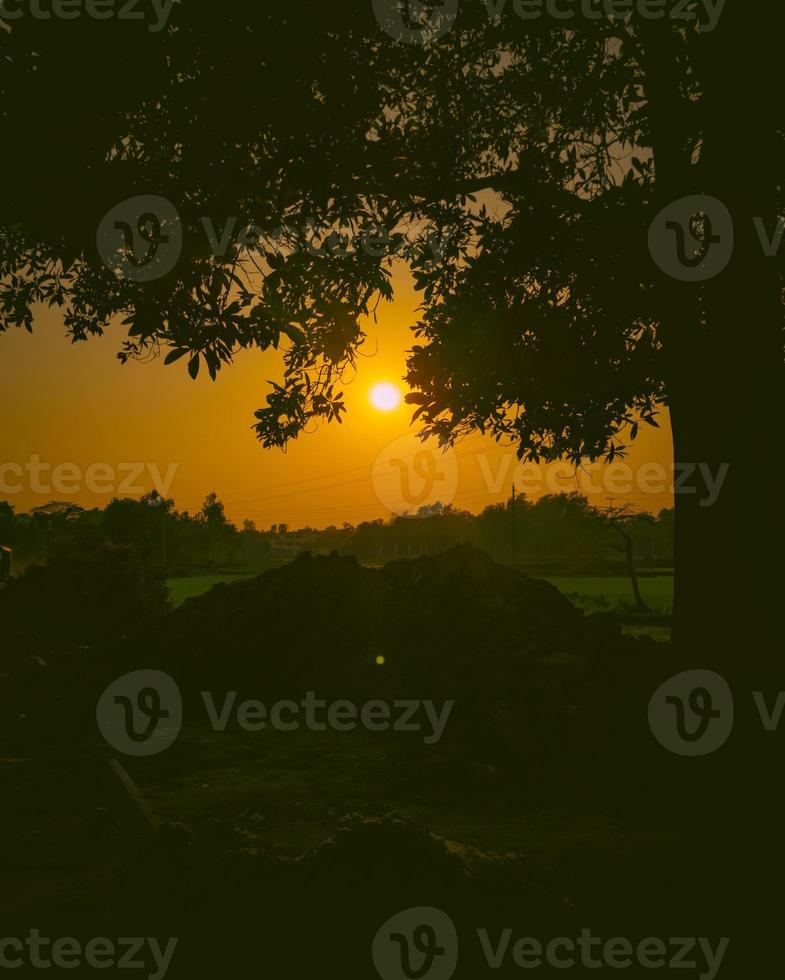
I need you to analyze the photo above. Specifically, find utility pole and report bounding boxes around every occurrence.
[161,506,168,571]
[511,483,517,568]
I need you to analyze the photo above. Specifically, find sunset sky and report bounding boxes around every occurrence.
[0,264,674,528]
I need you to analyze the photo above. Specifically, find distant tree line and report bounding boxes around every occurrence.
[0,491,672,668]
[0,492,673,577]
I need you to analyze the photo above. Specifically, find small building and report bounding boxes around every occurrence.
[379,542,430,560]
[0,546,11,584]
[270,529,313,561]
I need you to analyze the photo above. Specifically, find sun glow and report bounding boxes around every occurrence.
[369,382,403,412]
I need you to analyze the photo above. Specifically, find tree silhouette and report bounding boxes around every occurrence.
[1,3,782,662]
[197,491,236,566]
[603,501,652,613]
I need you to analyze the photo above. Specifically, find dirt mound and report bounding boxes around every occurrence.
[17,546,663,791]
[102,545,623,692]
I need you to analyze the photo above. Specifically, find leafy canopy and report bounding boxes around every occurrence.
[1,4,726,463]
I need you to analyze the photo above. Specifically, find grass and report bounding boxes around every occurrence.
[545,574,674,614]
[546,574,673,643]
[622,624,673,643]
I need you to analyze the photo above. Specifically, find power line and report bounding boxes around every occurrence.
[167,439,508,507]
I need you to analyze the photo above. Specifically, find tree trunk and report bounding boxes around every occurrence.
[641,15,785,973]
[624,534,650,614]
[641,15,784,678]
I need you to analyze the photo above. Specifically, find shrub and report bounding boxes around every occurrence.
[0,542,169,664]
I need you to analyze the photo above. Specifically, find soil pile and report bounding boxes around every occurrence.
[13,546,666,791]
[109,544,627,691]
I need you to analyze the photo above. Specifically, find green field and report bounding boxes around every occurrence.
[545,575,674,614]
[546,575,673,643]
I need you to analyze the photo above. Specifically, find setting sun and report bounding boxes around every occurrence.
[369,382,403,412]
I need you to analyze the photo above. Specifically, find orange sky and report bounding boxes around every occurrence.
[0,265,674,528]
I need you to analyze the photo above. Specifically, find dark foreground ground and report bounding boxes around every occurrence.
[0,548,780,977]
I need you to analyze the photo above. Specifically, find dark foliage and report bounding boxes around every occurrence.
[0,541,168,663]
